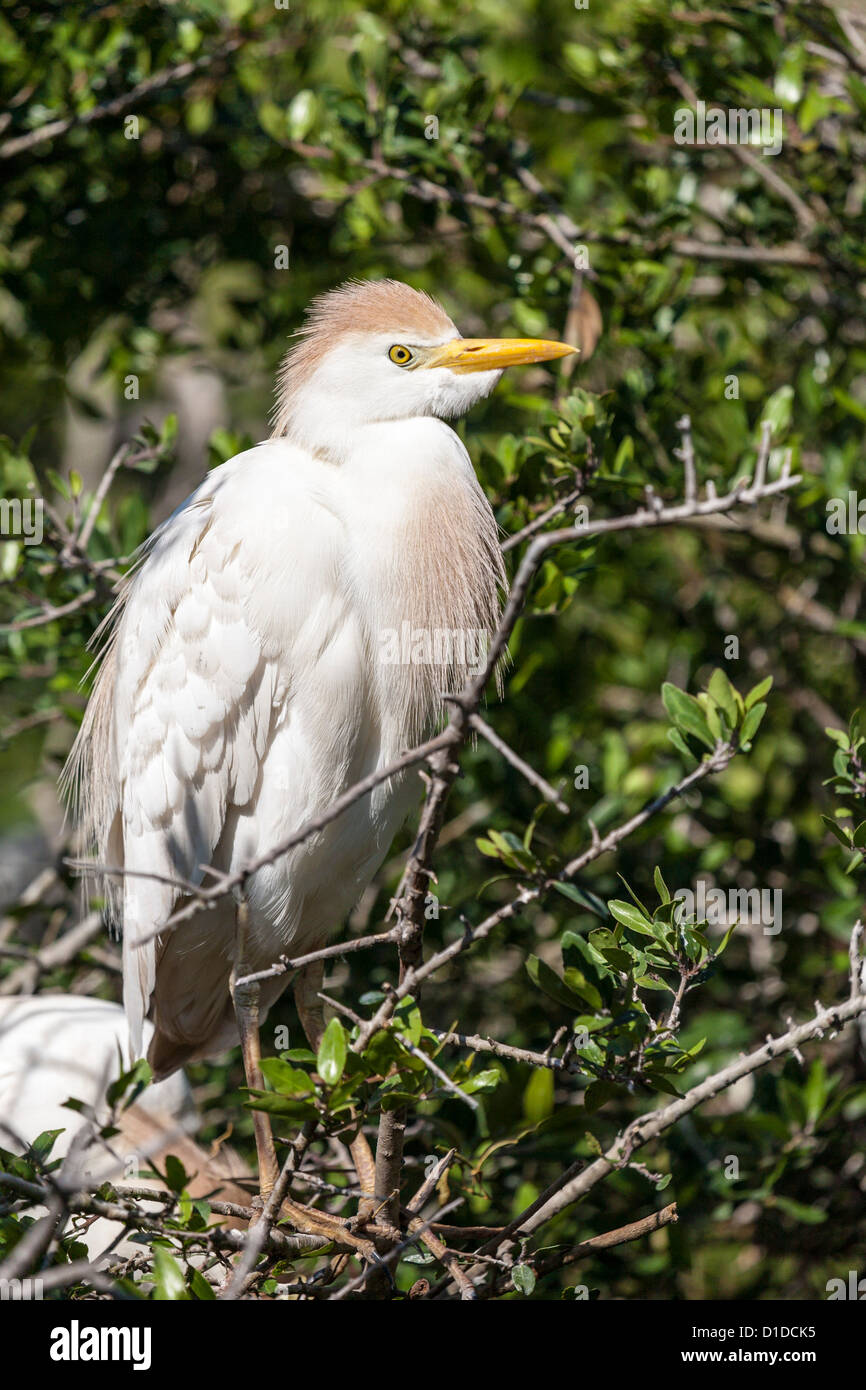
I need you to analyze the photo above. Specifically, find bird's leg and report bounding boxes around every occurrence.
[294,960,378,1221]
[230,925,378,1264]
[230,896,279,1202]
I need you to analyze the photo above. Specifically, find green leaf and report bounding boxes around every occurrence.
[584,1080,621,1114]
[379,1089,421,1112]
[164,1155,187,1194]
[462,1068,502,1096]
[761,384,794,439]
[512,1263,537,1295]
[771,1196,827,1225]
[643,1071,683,1097]
[190,1267,216,1300]
[246,1091,316,1118]
[26,1129,64,1162]
[608,899,656,936]
[654,866,671,904]
[825,727,850,749]
[740,701,767,744]
[832,387,866,425]
[668,728,698,766]
[260,1058,314,1096]
[661,683,715,749]
[395,997,424,1047]
[775,43,804,104]
[286,90,319,141]
[702,699,724,741]
[745,676,773,710]
[601,946,634,971]
[616,874,651,918]
[802,1061,830,1125]
[317,1017,348,1086]
[523,1066,555,1123]
[584,1130,604,1155]
[526,954,582,1010]
[678,1036,707,1062]
[553,880,608,918]
[476,837,503,859]
[821,816,852,847]
[562,967,603,1010]
[708,668,738,725]
[152,1247,189,1301]
[106,1058,151,1108]
[715,920,738,957]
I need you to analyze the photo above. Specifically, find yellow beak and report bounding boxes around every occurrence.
[423,337,578,373]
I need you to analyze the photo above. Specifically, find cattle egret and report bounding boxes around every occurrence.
[0,996,249,1258]
[64,278,575,1229]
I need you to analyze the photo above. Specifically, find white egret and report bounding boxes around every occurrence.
[64,278,575,1224]
[0,996,250,1258]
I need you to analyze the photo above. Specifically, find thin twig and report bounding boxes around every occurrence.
[467,711,568,812]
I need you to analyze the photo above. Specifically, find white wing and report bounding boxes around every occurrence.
[117,479,277,1050]
[70,444,347,1056]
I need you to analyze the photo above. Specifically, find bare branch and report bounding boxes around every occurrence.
[468,711,569,812]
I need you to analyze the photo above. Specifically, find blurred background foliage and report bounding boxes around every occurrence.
[1,0,866,1298]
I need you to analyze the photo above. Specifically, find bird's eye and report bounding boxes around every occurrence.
[388,344,413,366]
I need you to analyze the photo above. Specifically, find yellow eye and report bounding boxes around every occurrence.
[388,344,413,365]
